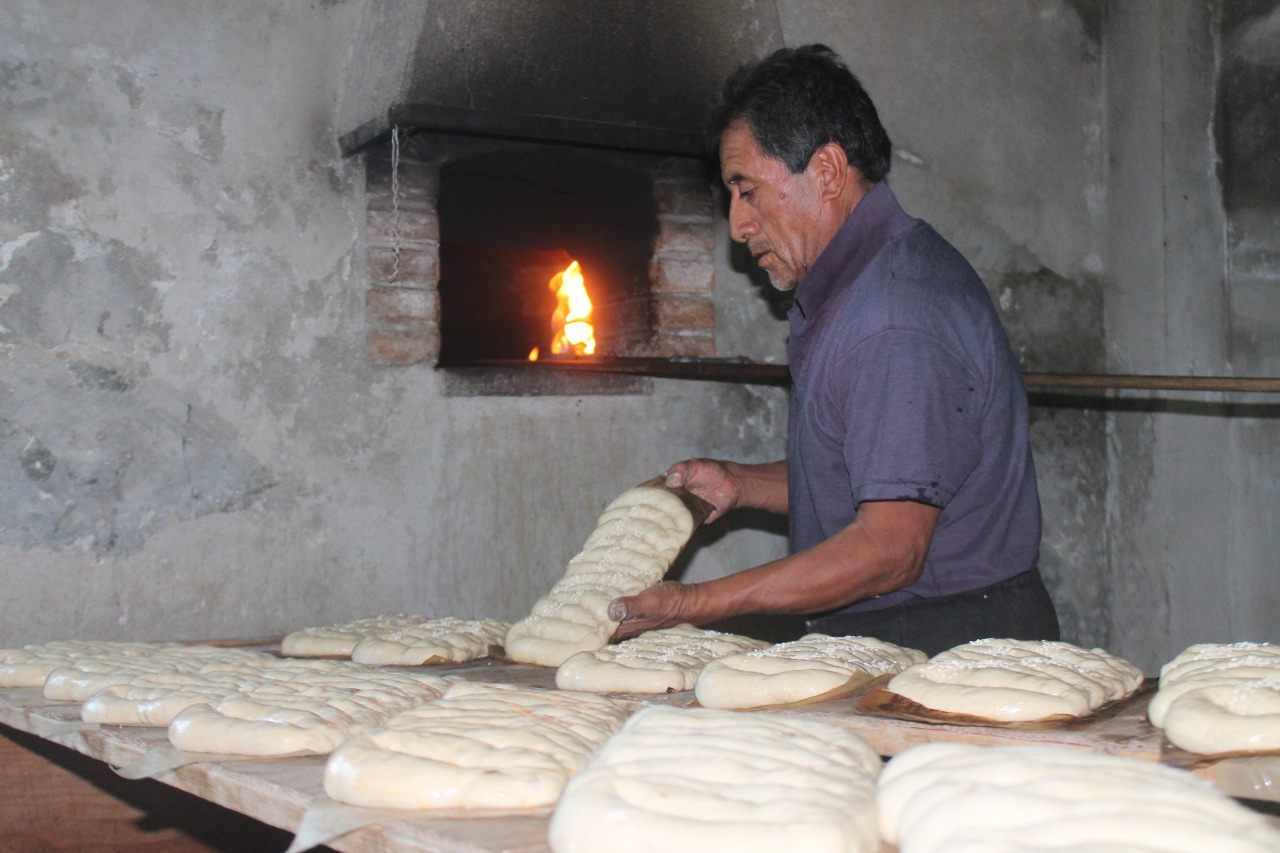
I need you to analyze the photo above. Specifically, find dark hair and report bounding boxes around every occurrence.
[706,44,892,183]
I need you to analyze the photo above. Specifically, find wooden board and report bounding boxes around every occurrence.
[778,682,1165,763]
[2,655,1277,852]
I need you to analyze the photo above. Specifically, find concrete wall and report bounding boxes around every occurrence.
[0,0,788,645]
[1106,1,1280,674]
[3,1,1273,670]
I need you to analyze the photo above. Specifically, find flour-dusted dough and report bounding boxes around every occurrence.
[548,705,883,853]
[167,660,450,755]
[324,682,632,810]
[42,645,274,701]
[0,640,186,688]
[81,670,253,726]
[1149,642,1280,754]
[504,486,695,668]
[77,656,393,727]
[694,633,926,709]
[350,618,510,666]
[280,613,430,658]
[885,638,1143,721]
[555,625,770,694]
[876,743,1280,852]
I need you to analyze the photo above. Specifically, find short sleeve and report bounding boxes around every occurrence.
[833,329,984,509]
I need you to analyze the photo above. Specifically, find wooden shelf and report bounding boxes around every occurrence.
[485,358,1280,393]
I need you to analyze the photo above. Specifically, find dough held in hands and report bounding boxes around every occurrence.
[505,486,695,668]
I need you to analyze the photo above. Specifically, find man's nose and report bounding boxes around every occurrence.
[728,198,757,243]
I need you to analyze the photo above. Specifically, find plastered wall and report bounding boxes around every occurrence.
[3,2,1274,673]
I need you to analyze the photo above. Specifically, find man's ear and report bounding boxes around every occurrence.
[809,142,857,202]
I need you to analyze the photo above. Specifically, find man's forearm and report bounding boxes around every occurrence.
[725,459,789,515]
[676,500,939,623]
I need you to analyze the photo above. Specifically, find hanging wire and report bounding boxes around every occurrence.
[389,125,401,283]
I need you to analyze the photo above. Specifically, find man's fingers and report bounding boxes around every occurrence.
[606,597,631,622]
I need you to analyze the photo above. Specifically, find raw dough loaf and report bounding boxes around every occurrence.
[350,618,510,666]
[42,645,274,701]
[166,660,450,755]
[548,705,883,853]
[0,641,186,688]
[81,670,253,726]
[505,486,695,667]
[885,638,1143,721]
[78,657,401,727]
[876,742,1280,852]
[555,624,770,694]
[280,613,430,658]
[694,633,925,709]
[324,682,632,810]
[1149,642,1280,754]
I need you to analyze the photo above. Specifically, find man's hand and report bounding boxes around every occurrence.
[665,457,788,523]
[607,582,699,640]
[664,459,743,524]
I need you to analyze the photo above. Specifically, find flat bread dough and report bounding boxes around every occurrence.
[42,645,274,701]
[1149,642,1280,754]
[555,625,770,694]
[81,670,253,726]
[350,618,510,666]
[280,613,430,658]
[504,486,695,668]
[548,705,883,853]
[324,682,632,810]
[76,657,408,727]
[0,641,187,687]
[885,638,1143,721]
[876,742,1280,852]
[694,633,925,709]
[166,660,450,755]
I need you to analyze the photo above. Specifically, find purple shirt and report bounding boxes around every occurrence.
[787,182,1041,614]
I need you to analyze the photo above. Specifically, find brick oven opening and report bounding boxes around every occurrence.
[437,146,658,366]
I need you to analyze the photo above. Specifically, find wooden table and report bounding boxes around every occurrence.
[3,657,1277,851]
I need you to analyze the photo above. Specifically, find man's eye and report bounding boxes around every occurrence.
[739,188,754,199]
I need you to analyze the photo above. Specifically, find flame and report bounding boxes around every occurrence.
[549,260,596,356]
[528,346,539,361]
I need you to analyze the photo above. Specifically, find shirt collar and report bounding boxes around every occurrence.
[791,180,916,320]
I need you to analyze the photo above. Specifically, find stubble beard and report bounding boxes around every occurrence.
[767,272,798,292]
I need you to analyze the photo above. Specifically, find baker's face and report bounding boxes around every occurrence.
[719,121,823,291]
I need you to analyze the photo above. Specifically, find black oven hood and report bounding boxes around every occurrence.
[337,0,784,156]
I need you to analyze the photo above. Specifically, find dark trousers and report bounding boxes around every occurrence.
[805,569,1060,658]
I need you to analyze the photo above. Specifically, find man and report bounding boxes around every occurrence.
[608,45,1058,656]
